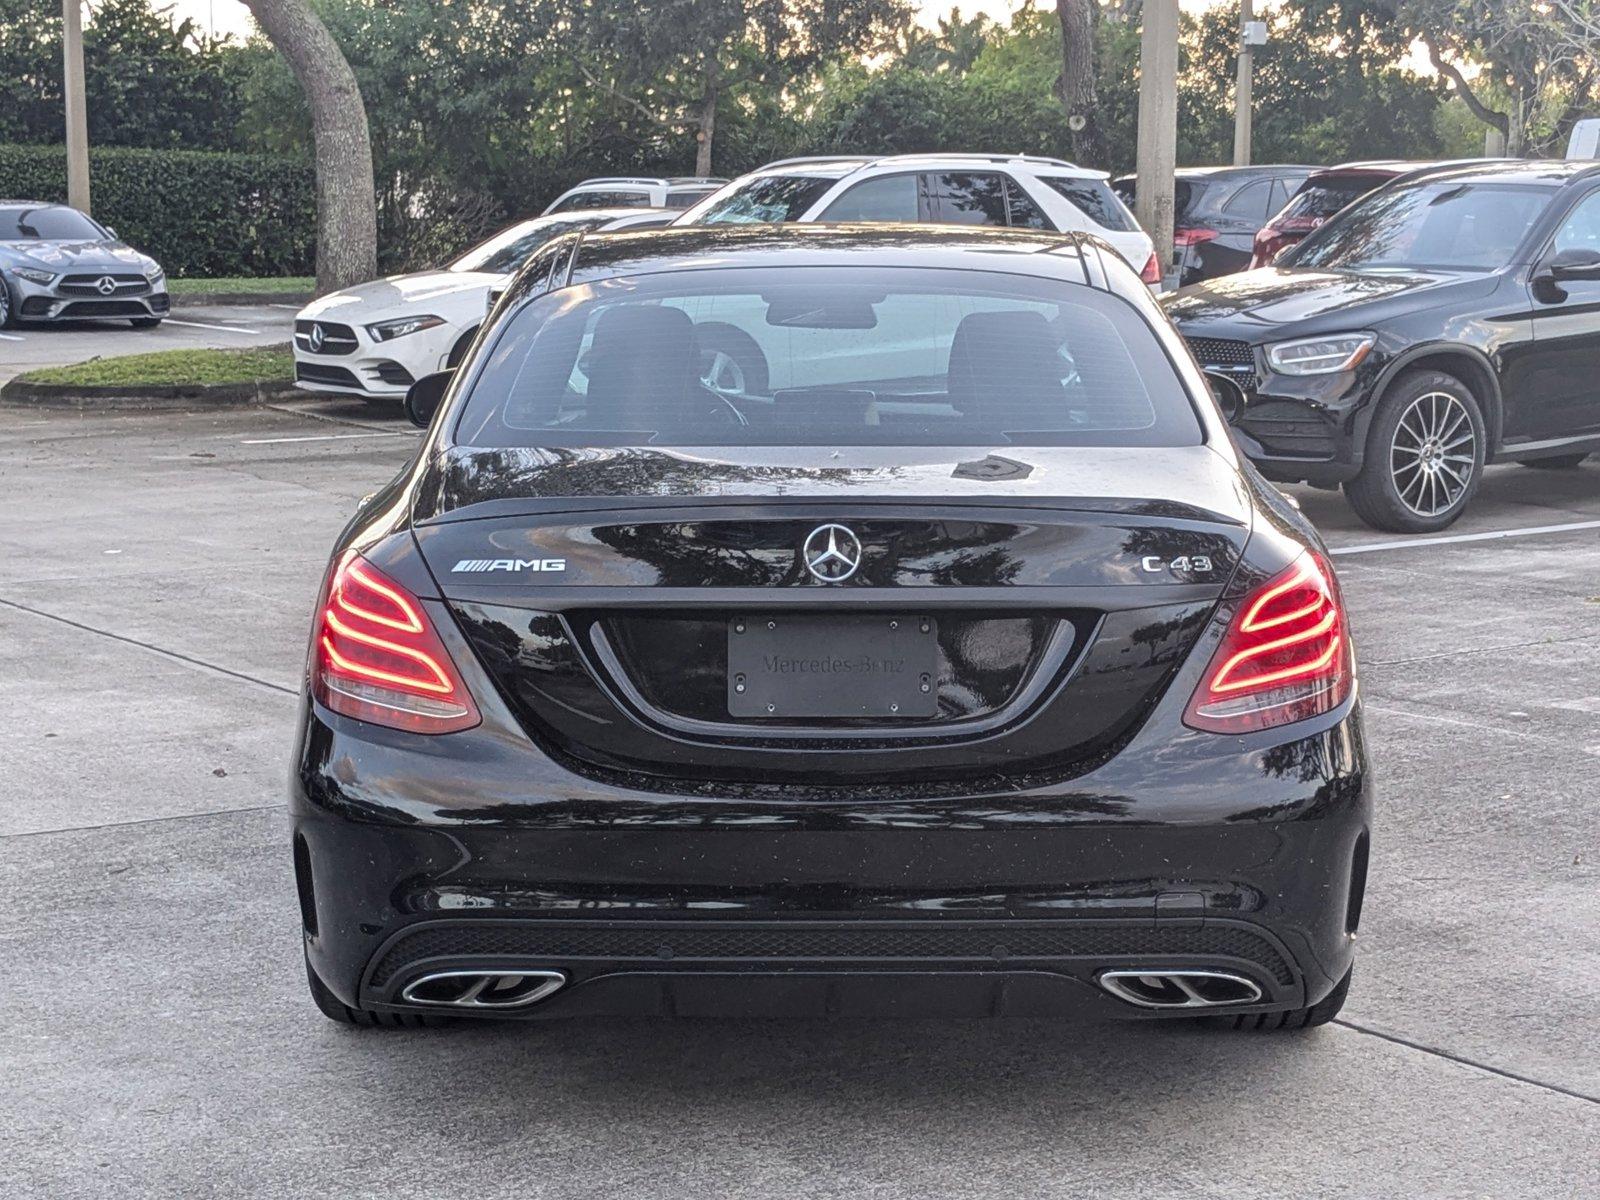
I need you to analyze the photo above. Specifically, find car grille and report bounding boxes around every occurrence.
[371,360,415,386]
[367,919,1296,989]
[294,319,360,356]
[295,362,362,388]
[58,299,152,318]
[57,273,150,297]
[1185,336,1255,367]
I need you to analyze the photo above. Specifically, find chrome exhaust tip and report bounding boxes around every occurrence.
[399,969,567,1009]
[1098,969,1263,1009]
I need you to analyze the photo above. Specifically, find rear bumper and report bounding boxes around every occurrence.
[291,697,1373,1022]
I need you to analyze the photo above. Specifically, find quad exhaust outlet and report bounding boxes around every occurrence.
[399,969,567,1009]
[1098,969,1263,1009]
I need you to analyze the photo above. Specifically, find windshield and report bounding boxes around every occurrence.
[455,266,1200,449]
[449,216,608,274]
[691,176,837,225]
[1277,176,1388,225]
[0,206,105,241]
[1289,181,1554,271]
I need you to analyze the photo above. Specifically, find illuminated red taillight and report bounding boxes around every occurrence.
[1139,252,1162,285]
[312,556,480,734]
[1184,552,1352,735]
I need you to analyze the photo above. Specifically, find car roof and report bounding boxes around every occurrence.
[749,153,1101,180]
[0,200,68,208]
[1378,159,1600,187]
[564,176,728,189]
[1114,165,1314,183]
[559,223,1120,293]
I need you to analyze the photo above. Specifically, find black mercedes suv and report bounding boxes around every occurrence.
[291,225,1371,1032]
[1166,161,1600,532]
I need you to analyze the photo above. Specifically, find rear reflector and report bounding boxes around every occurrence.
[312,556,480,734]
[1184,552,1351,734]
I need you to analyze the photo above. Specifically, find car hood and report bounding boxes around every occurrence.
[1161,266,1486,335]
[299,269,501,322]
[411,443,1251,528]
[0,239,153,273]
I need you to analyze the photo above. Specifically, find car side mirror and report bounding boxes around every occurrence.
[405,370,454,429]
[1548,247,1600,282]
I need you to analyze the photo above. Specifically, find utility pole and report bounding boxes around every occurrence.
[63,0,91,214]
[1233,0,1254,166]
[1135,0,1179,275]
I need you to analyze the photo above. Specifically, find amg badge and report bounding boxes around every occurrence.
[451,558,567,573]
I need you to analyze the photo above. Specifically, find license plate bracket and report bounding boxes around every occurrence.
[727,615,938,719]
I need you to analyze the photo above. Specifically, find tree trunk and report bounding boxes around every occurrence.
[242,0,377,294]
[694,74,718,178]
[1055,0,1108,167]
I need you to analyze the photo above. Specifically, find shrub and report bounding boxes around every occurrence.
[0,143,314,277]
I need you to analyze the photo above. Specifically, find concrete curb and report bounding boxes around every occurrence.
[0,377,300,411]
[171,292,312,308]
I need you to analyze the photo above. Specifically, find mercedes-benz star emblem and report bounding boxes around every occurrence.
[802,524,862,584]
[307,323,325,352]
[95,275,118,295]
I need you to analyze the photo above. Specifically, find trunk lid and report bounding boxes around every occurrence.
[412,445,1250,792]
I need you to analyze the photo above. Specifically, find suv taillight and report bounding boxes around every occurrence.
[1184,552,1352,734]
[1173,227,1219,248]
[312,556,480,734]
[1139,252,1162,285]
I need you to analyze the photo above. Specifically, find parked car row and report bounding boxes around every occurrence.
[288,153,1595,535]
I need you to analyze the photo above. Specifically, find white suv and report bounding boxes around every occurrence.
[674,154,1158,283]
[543,177,728,214]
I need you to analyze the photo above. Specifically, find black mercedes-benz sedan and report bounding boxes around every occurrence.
[1165,161,1600,533]
[291,224,1371,1032]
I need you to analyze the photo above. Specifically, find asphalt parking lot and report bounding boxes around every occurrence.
[0,303,297,385]
[1,398,1597,1198]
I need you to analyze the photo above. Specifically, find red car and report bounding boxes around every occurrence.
[1248,162,1493,269]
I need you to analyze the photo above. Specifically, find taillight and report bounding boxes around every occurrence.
[1173,227,1219,248]
[1184,552,1351,735]
[312,555,480,734]
[1139,252,1162,285]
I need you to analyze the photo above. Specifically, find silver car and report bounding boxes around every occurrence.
[0,201,169,329]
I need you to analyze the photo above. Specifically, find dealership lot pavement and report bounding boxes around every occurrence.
[0,304,297,385]
[1,399,1597,1198]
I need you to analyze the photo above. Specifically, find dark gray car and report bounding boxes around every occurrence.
[0,201,170,329]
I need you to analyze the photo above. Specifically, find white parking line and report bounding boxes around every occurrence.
[164,318,261,335]
[0,331,24,341]
[268,303,302,310]
[241,431,416,445]
[1329,518,1600,556]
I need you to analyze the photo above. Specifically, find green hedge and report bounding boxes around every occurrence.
[0,144,314,277]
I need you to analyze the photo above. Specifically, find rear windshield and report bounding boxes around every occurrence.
[549,190,652,212]
[1289,181,1554,271]
[694,176,836,224]
[1038,177,1138,232]
[454,266,1200,448]
[450,216,608,274]
[0,206,104,241]
[1111,178,1197,218]
[1278,176,1387,223]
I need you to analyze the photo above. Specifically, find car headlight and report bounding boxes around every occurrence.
[367,315,446,341]
[1265,333,1376,376]
[12,267,55,285]
[144,265,166,286]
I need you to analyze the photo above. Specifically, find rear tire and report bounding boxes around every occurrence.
[1518,453,1589,469]
[305,953,447,1028]
[0,279,15,329]
[1344,369,1485,533]
[1204,966,1352,1031]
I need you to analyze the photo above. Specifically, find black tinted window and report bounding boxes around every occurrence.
[1038,177,1138,231]
[820,175,920,222]
[663,190,712,209]
[929,173,1008,225]
[1004,179,1051,229]
[457,267,1199,449]
[1222,179,1272,219]
[1291,181,1554,271]
[698,176,835,224]
[0,206,103,240]
[551,190,652,212]
[1279,177,1383,222]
